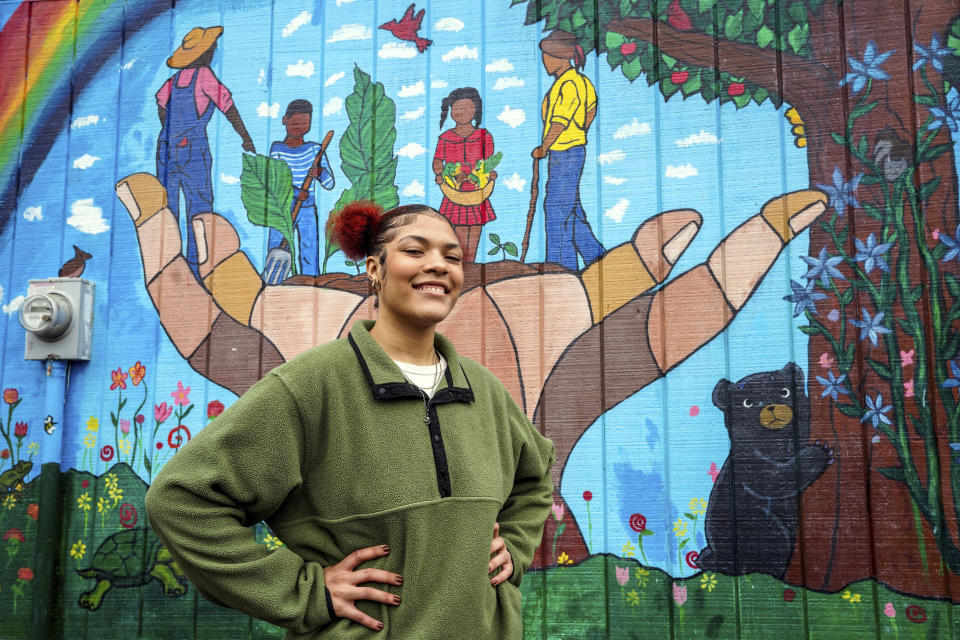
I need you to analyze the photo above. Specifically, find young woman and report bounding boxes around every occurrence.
[145,201,555,639]
[432,87,497,262]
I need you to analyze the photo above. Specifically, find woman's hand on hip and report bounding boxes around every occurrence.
[489,522,513,586]
[323,545,402,631]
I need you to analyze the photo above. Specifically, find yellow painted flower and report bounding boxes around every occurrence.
[70,540,86,560]
[700,572,718,592]
[104,473,118,489]
[264,534,284,551]
[621,541,636,557]
[97,496,108,514]
[688,497,707,516]
[108,486,123,505]
[673,518,688,538]
[2,494,17,510]
[635,567,650,587]
[83,434,96,449]
[626,589,640,606]
[27,441,39,455]
[118,437,131,456]
[86,416,99,433]
[557,552,573,565]
[77,492,91,511]
[842,590,861,604]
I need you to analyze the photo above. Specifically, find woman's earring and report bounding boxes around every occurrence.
[371,279,381,292]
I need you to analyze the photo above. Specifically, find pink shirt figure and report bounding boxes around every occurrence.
[155,67,234,115]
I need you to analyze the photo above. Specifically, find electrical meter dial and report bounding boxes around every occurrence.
[19,291,73,340]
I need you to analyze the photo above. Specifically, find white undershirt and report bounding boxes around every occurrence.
[393,352,448,398]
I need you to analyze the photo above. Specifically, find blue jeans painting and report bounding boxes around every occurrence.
[543,145,604,271]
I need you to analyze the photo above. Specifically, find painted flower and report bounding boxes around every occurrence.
[819,353,834,369]
[784,279,828,317]
[27,504,38,520]
[108,485,124,504]
[783,588,796,602]
[621,541,636,557]
[77,493,91,511]
[83,433,96,449]
[3,388,18,404]
[27,441,38,455]
[861,393,893,428]
[700,572,718,592]
[557,552,573,565]
[171,381,191,406]
[672,517,688,538]
[905,604,926,623]
[263,533,284,551]
[689,497,707,516]
[154,402,173,423]
[129,361,146,386]
[801,247,847,287]
[672,582,687,606]
[901,349,915,366]
[119,419,130,435]
[135,414,145,425]
[96,496,108,514]
[551,502,565,521]
[4,528,25,542]
[854,233,893,274]
[928,94,960,134]
[939,224,960,263]
[840,40,894,94]
[828,309,841,322]
[70,540,86,560]
[629,513,647,532]
[883,601,896,618]
[81,480,89,488]
[914,33,952,72]
[2,494,17,509]
[904,380,915,397]
[849,307,891,346]
[625,589,640,605]
[635,567,650,587]
[207,400,225,419]
[118,437,131,457]
[615,565,630,586]
[816,369,850,402]
[86,416,99,433]
[17,567,33,581]
[0,449,8,459]
[816,168,863,217]
[842,590,861,604]
[110,367,128,391]
[582,490,593,502]
[14,421,27,438]
[941,360,960,389]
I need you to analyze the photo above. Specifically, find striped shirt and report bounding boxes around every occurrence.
[269,141,335,207]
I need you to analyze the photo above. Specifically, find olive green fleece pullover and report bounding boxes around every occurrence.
[145,320,555,639]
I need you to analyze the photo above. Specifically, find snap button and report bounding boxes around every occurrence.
[433,434,440,442]
[378,387,385,395]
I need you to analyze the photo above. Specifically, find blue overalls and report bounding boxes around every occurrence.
[156,69,215,278]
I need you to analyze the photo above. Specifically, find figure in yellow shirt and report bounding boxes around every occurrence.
[532,30,605,270]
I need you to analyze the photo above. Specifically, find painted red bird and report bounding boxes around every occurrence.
[379,3,432,53]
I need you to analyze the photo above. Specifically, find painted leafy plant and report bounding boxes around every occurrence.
[241,153,297,274]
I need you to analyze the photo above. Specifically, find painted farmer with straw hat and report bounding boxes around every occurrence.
[533,30,605,271]
[156,26,255,277]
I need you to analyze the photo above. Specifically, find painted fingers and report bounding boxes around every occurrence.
[323,545,402,632]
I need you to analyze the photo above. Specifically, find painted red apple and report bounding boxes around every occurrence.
[667,0,693,30]
[620,42,637,56]
[728,82,745,96]
[671,70,689,84]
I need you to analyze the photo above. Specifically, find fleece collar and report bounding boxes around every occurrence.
[347,320,474,404]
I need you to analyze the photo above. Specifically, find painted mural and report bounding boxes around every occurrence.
[2,0,960,637]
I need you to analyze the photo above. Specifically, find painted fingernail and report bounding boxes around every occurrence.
[381,545,390,553]
[394,595,402,604]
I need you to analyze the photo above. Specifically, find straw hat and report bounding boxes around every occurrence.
[167,27,223,69]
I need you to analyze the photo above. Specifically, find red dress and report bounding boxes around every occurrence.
[433,128,497,225]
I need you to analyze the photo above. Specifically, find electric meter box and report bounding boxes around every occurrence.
[20,277,95,361]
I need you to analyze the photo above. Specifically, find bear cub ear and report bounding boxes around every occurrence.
[712,378,732,412]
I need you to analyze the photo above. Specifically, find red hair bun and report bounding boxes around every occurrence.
[327,200,383,261]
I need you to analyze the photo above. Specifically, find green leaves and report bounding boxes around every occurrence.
[240,153,297,272]
[787,23,809,54]
[876,466,907,483]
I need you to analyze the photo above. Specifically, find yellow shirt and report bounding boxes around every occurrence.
[541,67,597,151]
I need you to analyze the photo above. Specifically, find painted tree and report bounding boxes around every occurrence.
[514,0,960,599]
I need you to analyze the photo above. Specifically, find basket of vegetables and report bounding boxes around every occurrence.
[439,152,502,207]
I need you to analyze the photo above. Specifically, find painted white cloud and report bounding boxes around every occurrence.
[282,11,311,37]
[397,142,426,159]
[286,59,315,78]
[23,205,42,221]
[72,154,101,170]
[336,0,356,5]
[119,58,137,71]
[398,81,425,98]
[666,163,698,179]
[323,97,344,116]
[71,115,100,129]
[327,24,372,43]
[401,107,425,121]
[604,198,630,223]
[497,105,525,128]
[431,79,448,89]
[613,118,651,139]
[492,77,524,91]
[402,180,425,198]
[598,149,626,165]
[257,102,281,118]
[3,295,24,316]
[603,176,627,186]
[325,71,345,87]
[220,173,240,185]
[67,198,109,234]
[434,17,464,32]
[441,45,478,63]
[379,42,418,59]
[504,172,527,192]
[486,58,514,73]
[257,69,265,85]
[675,130,722,147]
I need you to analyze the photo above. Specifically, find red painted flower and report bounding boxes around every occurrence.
[671,70,689,85]
[14,421,27,438]
[156,442,163,450]
[620,42,637,56]
[685,550,700,568]
[81,480,90,488]
[17,567,33,582]
[154,402,173,423]
[3,388,18,404]
[135,414,145,425]
[728,82,745,97]
[4,528,25,542]
[118,503,138,529]
[27,504,38,520]
[583,490,593,502]
[100,445,114,462]
[207,400,225,419]
[129,361,146,386]
[905,604,926,623]
[0,449,9,460]
[629,513,646,532]
[783,588,796,602]
[667,0,693,30]
[110,367,128,391]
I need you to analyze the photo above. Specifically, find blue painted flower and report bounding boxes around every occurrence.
[927,94,960,134]
[801,246,847,287]
[860,393,893,428]
[784,279,828,317]
[939,224,960,263]
[840,40,894,94]
[816,370,850,402]
[942,360,960,389]
[913,33,952,73]
[854,233,893,274]
[849,307,892,346]
[816,167,863,216]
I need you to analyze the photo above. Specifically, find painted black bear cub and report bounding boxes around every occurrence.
[697,363,833,579]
